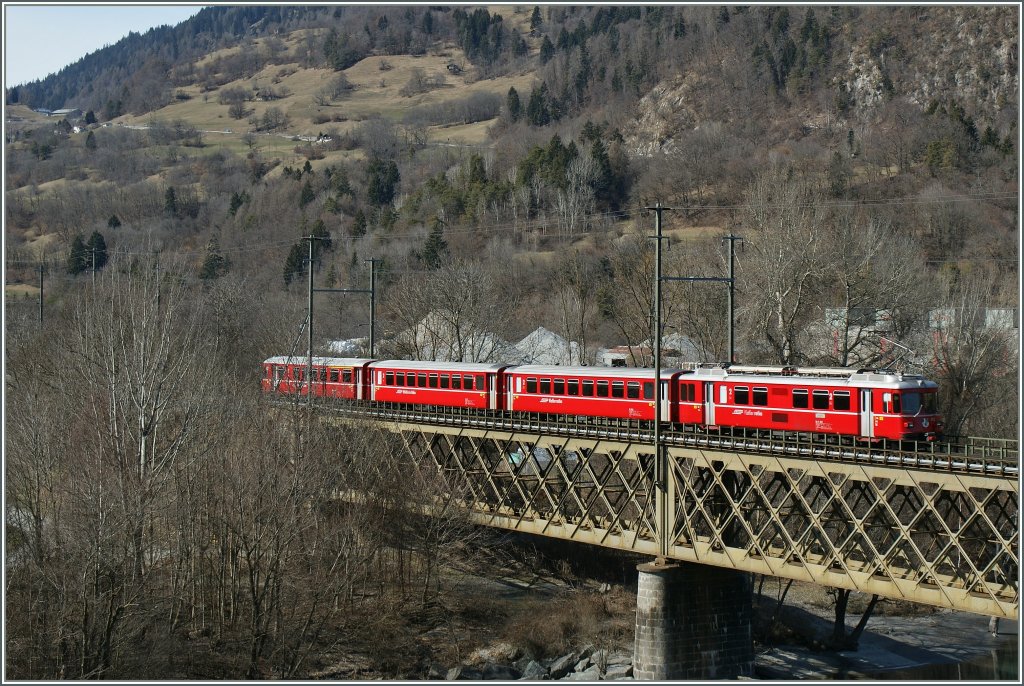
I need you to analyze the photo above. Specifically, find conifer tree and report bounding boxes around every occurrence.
[86,231,108,271]
[421,217,449,270]
[66,234,87,275]
[199,235,228,280]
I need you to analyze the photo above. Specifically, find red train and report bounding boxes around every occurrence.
[262,357,944,442]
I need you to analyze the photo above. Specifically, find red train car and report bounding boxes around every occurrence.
[681,365,943,441]
[369,360,509,410]
[262,356,373,399]
[506,366,686,421]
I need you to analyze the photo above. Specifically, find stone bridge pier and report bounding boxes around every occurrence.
[634,559,753,679]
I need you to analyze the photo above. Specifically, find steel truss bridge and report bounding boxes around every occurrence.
[312,401,1018,619]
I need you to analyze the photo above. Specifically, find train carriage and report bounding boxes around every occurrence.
[262,356,373,399]
[685,365,943,441]
[506,366,686,421]
[369,360,508,410]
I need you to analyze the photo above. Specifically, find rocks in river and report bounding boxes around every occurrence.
[440,645,635,680]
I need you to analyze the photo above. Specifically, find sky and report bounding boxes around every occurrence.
[4,4,204,86]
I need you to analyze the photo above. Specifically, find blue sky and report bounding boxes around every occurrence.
[4,4,204,86]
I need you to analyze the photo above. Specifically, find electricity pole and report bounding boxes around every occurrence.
[722,234,743,363]
[304,234,330,405]
[646,201,671,559]
[312,258,381,358]
[38,262,44,325]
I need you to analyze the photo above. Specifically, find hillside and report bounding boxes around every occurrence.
[5,4,1020,438]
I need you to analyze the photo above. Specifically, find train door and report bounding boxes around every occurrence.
[859,389,873,438]
[660,378,670,422]
[705,382,717,424]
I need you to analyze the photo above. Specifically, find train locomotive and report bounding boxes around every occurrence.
[262,356,944,442]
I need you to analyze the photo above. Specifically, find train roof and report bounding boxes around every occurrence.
[509,365,683,379]
[687,364,938,389]
[369,360,508,372]
[264,356,374,366]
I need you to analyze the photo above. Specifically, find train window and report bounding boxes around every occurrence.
[582,380,594,396]
[396,372,405,386]
[451,375,461,390]
[612,381,625,398]
[688,384,697,402]
[834,391,851,411]
[329,369,338,382]
[553,379,565,395]
[429,374,438,388]
[568,380,579,396]
[440,374,450,389]
[296,368,304,381]
[812,390,829,410]
[343,369,353,383]
[752,387,768,406]
[465,375,475,390]
[406,372,415,386]
[644,382,654,400]
[418,373,427,387]
[792,389,808,408]
[892,393,901,413]
[597,381,609,397]
[735,386,749,404]
[922,393,936,413]
[627,382,640,399]
[320,368,327,382]
[540,379,551,394]
[476,376,485,390]
[385,372,395,385]
[526,378,538,393]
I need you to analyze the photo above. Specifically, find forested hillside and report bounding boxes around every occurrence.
[4,5,1020,680]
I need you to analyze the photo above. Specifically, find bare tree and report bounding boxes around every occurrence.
[739,164,829,365]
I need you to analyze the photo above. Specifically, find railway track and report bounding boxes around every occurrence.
[279,398,1019,478]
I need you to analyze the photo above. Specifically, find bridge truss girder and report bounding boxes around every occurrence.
[344,417,1018,619]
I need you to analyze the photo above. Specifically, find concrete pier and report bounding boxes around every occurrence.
[634,559,754,679]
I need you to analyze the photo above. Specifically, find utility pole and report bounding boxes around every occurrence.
[722,234,743,363]
[366,258,380,356]
[646,201,671,559]
[38,262,44,325]
[91,247,97,289]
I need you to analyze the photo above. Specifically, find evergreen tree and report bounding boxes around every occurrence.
[107,214,121,229]
[283,243,305,286]
[164,187,178,216]
[506,86,522,122]
[85,130,97,150]
[66,234,88,275]
[539,35,555,64]
[199,235,228,280]
[530,6,542,33]
[299,180,316,208]
[527,83,551,126]
[421,217,449,269]
[86,231,108,271]
[351,209,367,237]
[366,158,400,206]
[309,218,333,261]
[83,109,97,125]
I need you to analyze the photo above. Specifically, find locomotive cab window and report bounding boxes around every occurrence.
[834,391,851,411]
[582,380,594,396]
[812,390,830,410]
[597,381,609,397]
[553,379,565,395]
[644,382,654,400]
[735,386,749,404]
[526,378,537,393]
[627,382,640,399]
[752,387,768,406]
[792,389,808,408]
